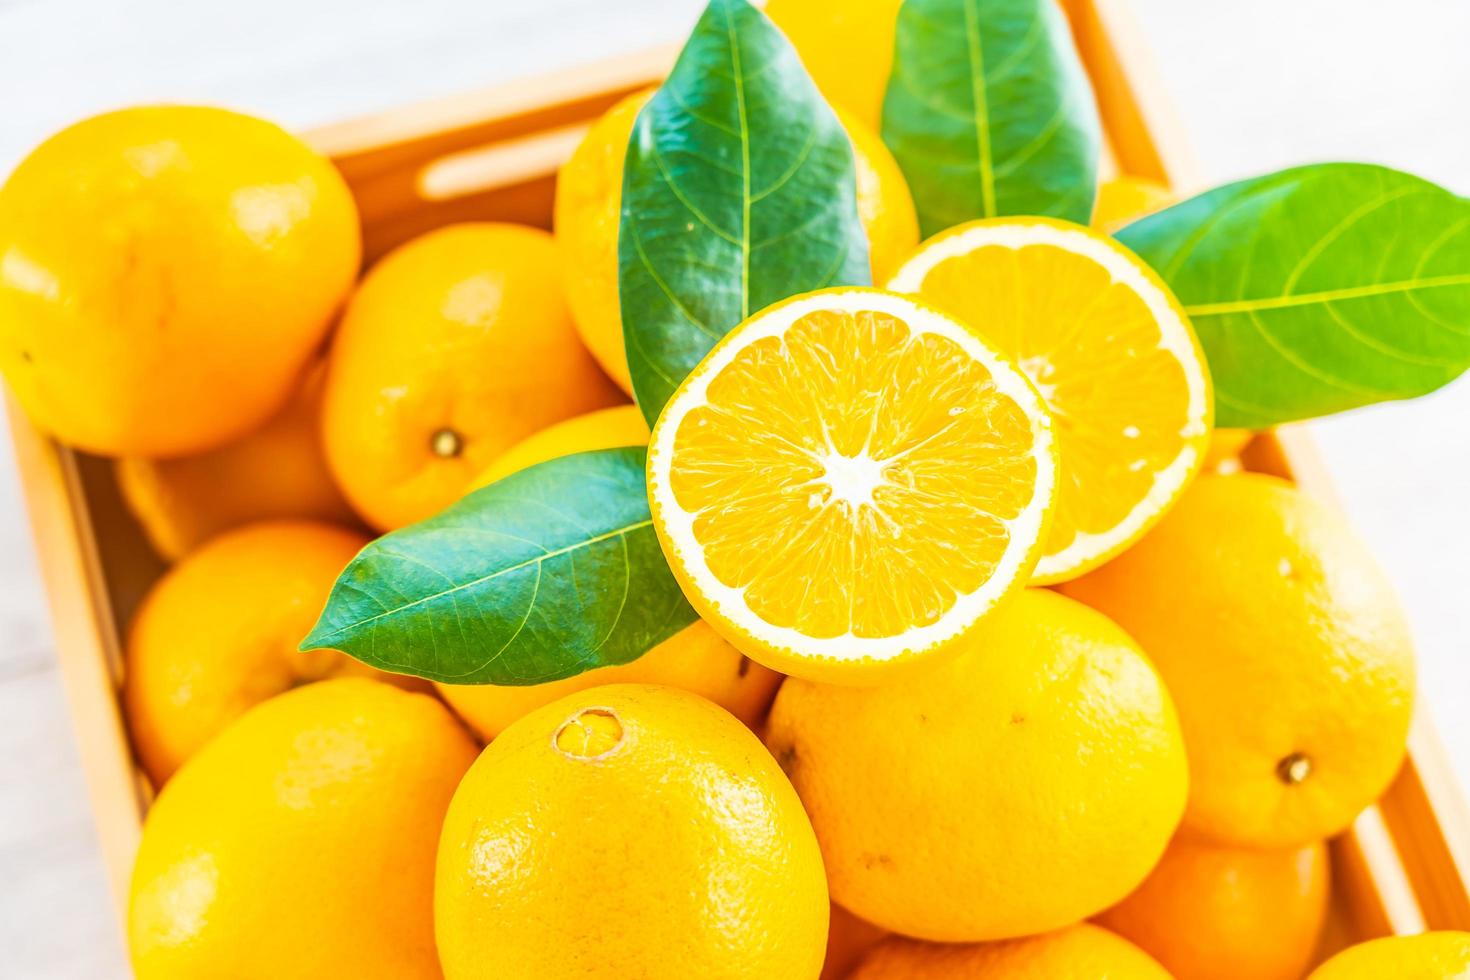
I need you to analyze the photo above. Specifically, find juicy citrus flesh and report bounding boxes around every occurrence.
[437,619,781,740]
[128,679,477,980]
[888,217,1211,583]
[1307,932,1470,980]
[1061,473,1416,848]
[434,684,829,980]
[1096,835,1331,980]
[849,924,1173,980]
[122,520,424,786]
[554,90,918,396]
[765,589,1187,941]
[648,287,1056,679]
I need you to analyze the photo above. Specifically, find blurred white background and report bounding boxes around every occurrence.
[1,0,1466,975]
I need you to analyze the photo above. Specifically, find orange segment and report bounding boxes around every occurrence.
[888,217,1211,582]
[648,288,1056,683]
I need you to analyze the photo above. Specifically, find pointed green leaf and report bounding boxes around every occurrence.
[882,0,1102,235]
[301,448,696,685]
[1117,163,1470,428]
[620,0,871,424]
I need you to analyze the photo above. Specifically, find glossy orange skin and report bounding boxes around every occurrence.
[849,924,1174,980]
[1097,836,1330,980]
[1062,474,1416,848]
[1092,175,1174,232]
[435,684,829,979]
[470,403,649,490]
[0,106,360,456]
[438,619,781,741]
[116,358,358,560]
[1201,428,1255,472]
[321,222,623,530]
[1307,932,1470,979]
[123,520,423,786]
[128,679,477,980]
[765,0,906,132]
[766,590,1187,942]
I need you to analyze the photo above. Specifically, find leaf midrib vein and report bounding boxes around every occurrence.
[726,4,752,318]
[962,0,995,217]
[1186,272,1470,317]
[311,519,655,642]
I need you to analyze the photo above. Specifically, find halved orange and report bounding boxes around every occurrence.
[888,217,1212,583]
[647,287,1057,684]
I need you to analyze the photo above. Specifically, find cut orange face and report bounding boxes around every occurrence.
[888,217,1212,583]
[647,288,1057,684]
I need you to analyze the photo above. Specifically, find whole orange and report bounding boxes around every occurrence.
[765,589,1187,941]
[128,678,477,979]
[321,222,624,530]
[554,90,918,394]
[116,358,357,560]
[849,924,1173,980]
[0,106,359,456]
[1062,473,1416,848]
[435,684,829,979]
[1097,835,1330,980]
[123,519,420,785]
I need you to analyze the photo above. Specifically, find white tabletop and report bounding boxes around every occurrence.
[2,1,1467,976]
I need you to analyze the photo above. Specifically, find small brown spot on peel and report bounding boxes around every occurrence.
[773,742,798,775]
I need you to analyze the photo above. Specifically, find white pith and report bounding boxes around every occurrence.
[887,220,1210,581]
[815,448,887,509]
[647,288,1056,663]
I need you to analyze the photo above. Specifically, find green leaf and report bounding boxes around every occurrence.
[301,448,696,685]
[1117,163,1470,428]
[619,0,870,424]
[881,0,1102,235]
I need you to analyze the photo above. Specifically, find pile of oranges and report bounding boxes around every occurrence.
[0,7,1463,980]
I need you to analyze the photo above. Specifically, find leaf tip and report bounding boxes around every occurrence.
[298,617,334,654]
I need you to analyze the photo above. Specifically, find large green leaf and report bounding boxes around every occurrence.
[620,0,870,424]
[881,0,1101,235]
[1117,163,1470,428]
[301,448,696,685]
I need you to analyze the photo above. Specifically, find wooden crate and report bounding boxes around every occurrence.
[7,0,1468,958]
